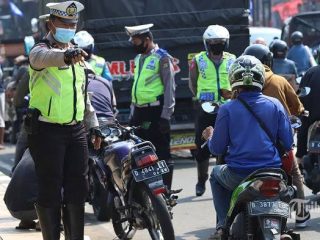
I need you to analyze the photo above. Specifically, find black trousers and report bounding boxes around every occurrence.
[195,106,217,163]
[130,106,171,162]
[28,121,89,208]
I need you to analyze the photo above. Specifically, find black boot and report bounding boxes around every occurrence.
[162,161,174,191]
[62,204,84,240]
[196,160,209,196]
[35,204,61,240]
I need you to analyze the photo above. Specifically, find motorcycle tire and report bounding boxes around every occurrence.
[88,165,111,222]
[111,183,175,240]
[137,183,175,240]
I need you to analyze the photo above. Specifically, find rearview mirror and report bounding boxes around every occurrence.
[201,102,219,114]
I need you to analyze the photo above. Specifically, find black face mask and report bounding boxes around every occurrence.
[208,43,226,55]
[134,40,148,54]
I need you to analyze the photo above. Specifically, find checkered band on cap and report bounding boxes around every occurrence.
[50,8,78,18]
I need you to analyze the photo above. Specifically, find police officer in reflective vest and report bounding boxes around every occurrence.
[125,23,176,191]
[27,2,101,240]
[73,30,113,81]
[189,25,236,196]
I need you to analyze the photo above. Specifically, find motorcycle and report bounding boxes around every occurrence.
[88,119,177,240]
[201,100,302,240]
[302,120,320,194]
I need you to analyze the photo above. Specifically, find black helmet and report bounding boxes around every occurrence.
[270,39,288,59]
[243,44,273,67]
[291,31,303,45]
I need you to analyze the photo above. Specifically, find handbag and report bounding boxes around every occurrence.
[237,96,287,157]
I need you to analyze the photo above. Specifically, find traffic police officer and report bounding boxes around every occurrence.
[27,1,101,240]
[73,30,113,81]
[125,24,176,191]
[189,25,236,196]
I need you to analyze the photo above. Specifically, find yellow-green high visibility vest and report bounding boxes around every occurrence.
[195,51,236,102]
[132,52,164,105]
[29,63,86,124]
[89,55,105,76]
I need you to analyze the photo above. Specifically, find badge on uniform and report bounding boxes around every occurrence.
[198,56,208,71]
[146,59,156,70]
[199,92,215,101]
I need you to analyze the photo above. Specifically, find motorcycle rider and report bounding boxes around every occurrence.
[189,25,236,196]
[125,23,176,191]
[73,30,113,81]
[270,39,298,91]
[287,31,317,76]
[27,1,102,240]
[243,44,310,227]
[296,63,320,177]
[202,55,293,239]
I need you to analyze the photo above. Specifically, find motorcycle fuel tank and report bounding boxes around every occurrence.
[104,141,134,191]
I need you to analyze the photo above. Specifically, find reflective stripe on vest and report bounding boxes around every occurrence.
[132,53,164,105]
[195,51,235,102]
[89,55,105,76]
[29,64,86,124]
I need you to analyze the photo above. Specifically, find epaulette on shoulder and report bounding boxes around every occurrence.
[155,48,169,59]
[224,52,236,58]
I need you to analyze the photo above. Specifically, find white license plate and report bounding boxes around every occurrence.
[248,200,290,218]
[132,160,169,182]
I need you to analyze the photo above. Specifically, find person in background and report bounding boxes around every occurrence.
[0,64,5,149]
[287,31,317,76]
[73,30,113,81]
[125,23,176,192]
[189,25,236,196]
[253,37,267,46]
[270,39,298,91]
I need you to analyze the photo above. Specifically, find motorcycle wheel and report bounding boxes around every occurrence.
[138,183,175,240]
[88,165,111,222]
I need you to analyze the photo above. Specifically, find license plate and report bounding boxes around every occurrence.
[132,160,169,182]
[248,201,290,218]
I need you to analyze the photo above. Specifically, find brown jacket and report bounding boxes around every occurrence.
[263,66,304,116]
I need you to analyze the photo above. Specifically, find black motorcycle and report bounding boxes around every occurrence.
[88,120,176,240]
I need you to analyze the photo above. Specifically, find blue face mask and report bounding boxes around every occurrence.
[53,26,76,44]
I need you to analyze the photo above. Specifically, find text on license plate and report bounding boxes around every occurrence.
[248,200,290,218]
[132,160,169,182]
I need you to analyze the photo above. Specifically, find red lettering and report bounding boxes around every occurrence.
[107,61,120,76]
[130,60,135,75]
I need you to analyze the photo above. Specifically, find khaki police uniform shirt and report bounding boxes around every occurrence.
[29,32,99,129]
[135,44,175,120]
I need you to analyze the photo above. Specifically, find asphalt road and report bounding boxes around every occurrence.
[1,146,320,240]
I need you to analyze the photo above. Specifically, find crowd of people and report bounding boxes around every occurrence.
[1,0,320,240]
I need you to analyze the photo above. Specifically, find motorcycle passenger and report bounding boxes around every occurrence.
[189,25,236,196]
[125,23,176,191]
[287,31,317,76]
[243,44,310,227]
[202,55,293,239]
[270,39,298,91]
[73,30,113,81]
[27,1,102,240]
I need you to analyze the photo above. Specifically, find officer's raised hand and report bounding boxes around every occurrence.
[64,48,88,65]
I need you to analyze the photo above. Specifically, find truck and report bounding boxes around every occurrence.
[39,0,250,153]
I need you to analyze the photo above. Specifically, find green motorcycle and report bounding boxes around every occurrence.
[224,168,300,240]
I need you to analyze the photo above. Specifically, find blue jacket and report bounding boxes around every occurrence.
[272,58,297,76]
[208,91,293,176]
[287,44,312,75]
